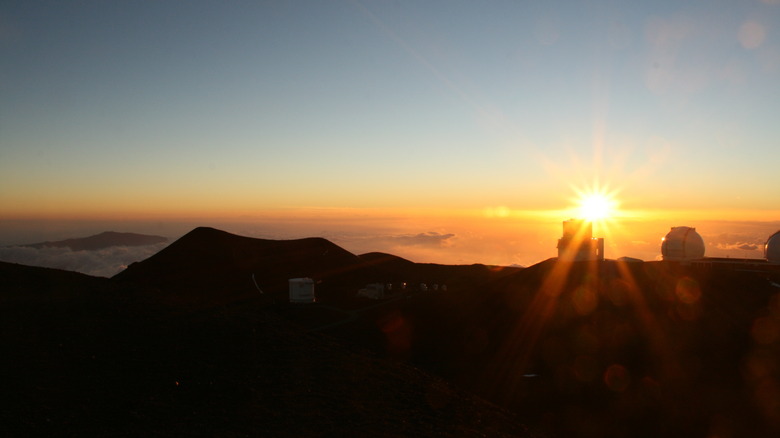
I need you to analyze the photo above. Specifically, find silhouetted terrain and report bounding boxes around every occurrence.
[3,227,780,437]
[114,227,372,301]
[0,260,530,437]
[23,231,168,251]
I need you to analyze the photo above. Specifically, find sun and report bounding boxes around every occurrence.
[572,186,619,222]
[578,193,614,221]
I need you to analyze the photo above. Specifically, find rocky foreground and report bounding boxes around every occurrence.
[0,260,532,437]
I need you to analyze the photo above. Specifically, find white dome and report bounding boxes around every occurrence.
[661,226,705,261]
[766,231,780,264]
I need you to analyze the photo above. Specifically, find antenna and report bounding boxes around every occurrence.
[251,273,263,294]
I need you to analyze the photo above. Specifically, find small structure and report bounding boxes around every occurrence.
[766,230,780,264]
[289,278,316,303]
[357,283,386,300]
[557,219,605,261]
[661,226,705,262]
[617,256,643,264]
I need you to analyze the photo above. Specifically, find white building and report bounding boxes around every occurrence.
[289,278,316,303]
[766,230,780,264]
[357,283,385,300]
[661,227,705,262]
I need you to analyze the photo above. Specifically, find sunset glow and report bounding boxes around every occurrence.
[1,1,779,266]
[577,193,617,222]
[566,182,622,227]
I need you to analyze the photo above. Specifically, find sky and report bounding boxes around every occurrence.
[1,0,780,270]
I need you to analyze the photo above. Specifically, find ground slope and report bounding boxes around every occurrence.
[113,227,383,302]
[318,258,780,437]
[9,226,780,437]
[0,260,533,437]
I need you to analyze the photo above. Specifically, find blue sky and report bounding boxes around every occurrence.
[1,0,779,264]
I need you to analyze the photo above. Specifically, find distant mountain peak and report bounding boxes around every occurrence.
[112,227,370,294]
[188,226,226,235]
[359,252,415,266]
[24,232,168,251]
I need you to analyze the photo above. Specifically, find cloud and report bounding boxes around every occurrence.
[716,242,759,251]
[708,232,764,253]
[387,232,456,247]
[0,242,168,278]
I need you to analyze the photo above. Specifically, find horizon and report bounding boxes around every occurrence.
[2,214,779,279]
[2,1,779,269]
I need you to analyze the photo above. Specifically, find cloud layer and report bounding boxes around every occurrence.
[0,242,169,278]
[708,232,766,255]
[386,232,456,247]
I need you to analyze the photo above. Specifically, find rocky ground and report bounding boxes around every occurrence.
[4,227,780,437]
[0,261,533,437]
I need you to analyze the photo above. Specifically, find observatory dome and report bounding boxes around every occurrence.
[766,231,780,264]
[661,226,705,261]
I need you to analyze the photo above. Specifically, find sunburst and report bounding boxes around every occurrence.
[571,184,620,223]
[577,192,616,221]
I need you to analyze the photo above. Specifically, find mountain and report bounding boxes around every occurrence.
[359,251,417,269]
[24,231,167,251]
[0,259,111,298]
[0,260,531,437]
[113,227,383,302]
[113,227,522,306]
[277,255,780,437]
[359,251,515,288]
[4,226,780,437]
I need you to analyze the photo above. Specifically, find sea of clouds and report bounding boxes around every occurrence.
[0,242,170,278]
[2,218,775,277]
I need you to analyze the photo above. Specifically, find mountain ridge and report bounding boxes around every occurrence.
[112,227,382,303]
[22,231,168,251]
[4,226,780,437]
[0,258,531,437]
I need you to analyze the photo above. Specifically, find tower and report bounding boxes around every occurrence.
[557,219,605,261]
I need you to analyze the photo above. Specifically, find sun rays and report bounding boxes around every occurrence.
[563,182,629,261]
[577,192,616,222]
[571,183,621,223]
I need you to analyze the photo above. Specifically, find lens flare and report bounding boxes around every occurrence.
[577,192,617,221]
[565,183,627,260]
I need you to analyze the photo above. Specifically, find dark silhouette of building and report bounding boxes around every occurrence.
[557,219,604,261]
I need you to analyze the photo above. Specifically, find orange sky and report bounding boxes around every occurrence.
[3,205,778,268]
[2,1,779,266]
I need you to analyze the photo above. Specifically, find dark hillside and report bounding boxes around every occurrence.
[330,258,780,437]
[113,227,380,304]
[1,260,111,298]
[276,255,780,437]
[359,251,522,289]
[8,226,780,437]
[0,261,533,437]
[359,252,416,269]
